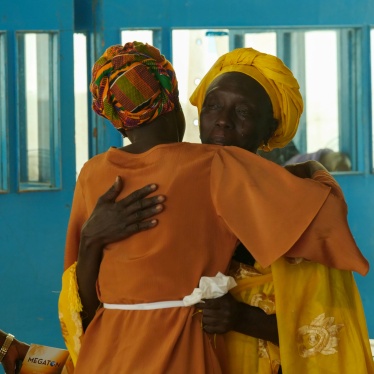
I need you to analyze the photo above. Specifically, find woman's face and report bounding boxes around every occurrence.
[199,72,276,153]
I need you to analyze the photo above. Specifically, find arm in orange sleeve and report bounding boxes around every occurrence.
[210,147,330,268]
[210,147,369,275]
[286,171,369,275]
[63,177,89,270]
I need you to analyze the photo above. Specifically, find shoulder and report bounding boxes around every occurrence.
[312,169,345,199]
[76,150,109,181]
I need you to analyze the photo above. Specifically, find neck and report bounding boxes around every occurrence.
[121,139,177,154]
[121,112,183,154]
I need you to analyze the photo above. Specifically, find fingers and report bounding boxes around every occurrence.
[123,203,164,229]
[195,296,237,335]
[98,179,161,209]
[127,191,164,215]
[198,310,229,334]
[123,219,159,237]
[98,176,124,203]
[201,310,231,335]
[119,184,159,208]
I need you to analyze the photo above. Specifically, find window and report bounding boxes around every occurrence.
[121,30,153,45]
[17,32,60,190]
[173,28,356,172]
[286,29,354,172]
[244,32,277,55]
[74,33,89,178]
[172,29,229,143]
[304,31,339,152]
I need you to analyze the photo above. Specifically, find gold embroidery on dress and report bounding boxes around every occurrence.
[228,260,263,279]
[258,340,281,373]
[271,359,281,374]
[251,293,276,314]
[285,257,305,264]
[258,339,269,358]
[297,313,344,358]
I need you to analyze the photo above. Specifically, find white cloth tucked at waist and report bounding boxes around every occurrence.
[103,300,186,310]
[103,272,236,311]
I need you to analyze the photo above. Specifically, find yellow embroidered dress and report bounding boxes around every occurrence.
[225,258,374,373]
[225,172,374,374]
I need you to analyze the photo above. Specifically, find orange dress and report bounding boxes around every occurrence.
[62,143,368,374]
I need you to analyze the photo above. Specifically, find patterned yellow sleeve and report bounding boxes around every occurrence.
[58,262,83,366]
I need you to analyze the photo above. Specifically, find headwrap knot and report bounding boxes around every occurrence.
[90,42,181,130]
[190,48,303,150]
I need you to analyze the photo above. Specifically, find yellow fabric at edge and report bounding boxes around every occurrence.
[225,258,374,374]
[58,262,83,366]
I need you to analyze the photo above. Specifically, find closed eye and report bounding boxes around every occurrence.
[207,103,220,109]
[236,105,251,118]
[237,109,249,116]
[202,101,222,110]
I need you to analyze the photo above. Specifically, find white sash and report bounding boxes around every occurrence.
[103,300,186,310]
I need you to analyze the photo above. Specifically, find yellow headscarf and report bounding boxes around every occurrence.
[190,48,303,150]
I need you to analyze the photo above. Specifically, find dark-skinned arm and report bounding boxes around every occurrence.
[196,293,279,346]
[0,330,29,374]
[284,160,328,178]
[76,176,165,330]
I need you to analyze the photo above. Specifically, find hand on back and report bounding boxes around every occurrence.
[81,176,165,250]
[284,160,327,179]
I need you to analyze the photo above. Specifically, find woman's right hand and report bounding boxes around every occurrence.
[80,176,165,252]
[77,176,165,330]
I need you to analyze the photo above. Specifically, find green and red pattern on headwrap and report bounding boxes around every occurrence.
[90,42,181,130]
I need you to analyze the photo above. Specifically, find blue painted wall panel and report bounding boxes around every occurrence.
[100,0,374,28]
[1,0,76,349]
[335,174,374,335]
[1,0,74,30]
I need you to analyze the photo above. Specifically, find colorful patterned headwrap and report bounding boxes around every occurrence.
[90,41,181,130]
[190,48,303,150]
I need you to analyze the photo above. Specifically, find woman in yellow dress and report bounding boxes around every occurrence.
[190,47,374,373]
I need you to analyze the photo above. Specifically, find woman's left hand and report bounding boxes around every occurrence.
[195,293,279,345]
[195,293,240,334]
[284,160,327,179]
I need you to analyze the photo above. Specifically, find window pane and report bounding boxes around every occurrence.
[121,30,153,45]
[74,33,88,178]
[0,33,7,192]
[18,33,59,190]
[172,29,229,143]
[304,31,339,153]
[244,32,277,55]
